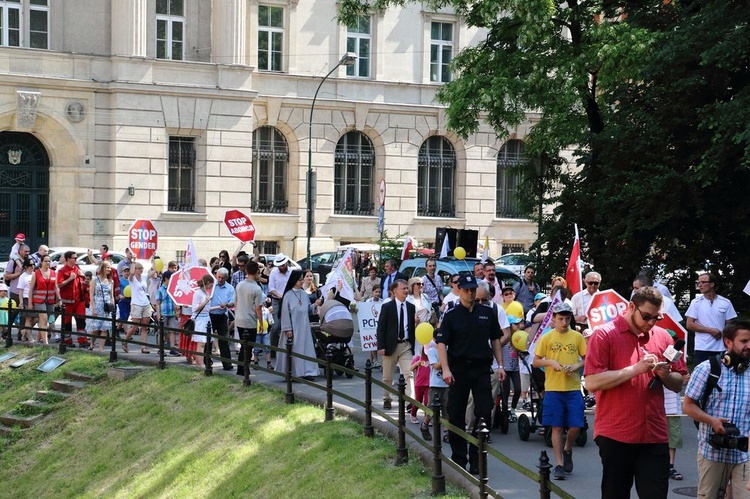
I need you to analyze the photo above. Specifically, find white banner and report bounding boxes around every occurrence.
[357,300,382,352]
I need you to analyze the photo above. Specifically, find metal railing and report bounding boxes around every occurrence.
[0,303,573,499]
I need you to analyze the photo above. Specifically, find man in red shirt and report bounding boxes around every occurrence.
[57,250,87,346]
[584,286,687,499]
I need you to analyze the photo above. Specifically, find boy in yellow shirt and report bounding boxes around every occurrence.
[533,302,586,481]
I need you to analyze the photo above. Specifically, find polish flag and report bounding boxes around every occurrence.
[565,225,583,296]
[400,236,413,261]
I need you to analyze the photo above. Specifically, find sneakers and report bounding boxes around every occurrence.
[410,414,419,424]
[420,423,432,440]
[563,449,573,473]
[371,361,381,369]
[383,400,392,410]
[169,349,180,357]
[552,465,566,480]
[522,400,531,411]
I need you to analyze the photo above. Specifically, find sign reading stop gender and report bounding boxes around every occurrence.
[586,289,628,330]
[224,209,256,243]
[167,266,213,308]
[128,219,158,260]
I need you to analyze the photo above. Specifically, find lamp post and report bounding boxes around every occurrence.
[533,153,549,266]
[306,52,358,266]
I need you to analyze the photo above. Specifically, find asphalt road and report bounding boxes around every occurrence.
[93,328,701,499]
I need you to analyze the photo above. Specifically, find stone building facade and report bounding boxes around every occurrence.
[0,0,537,261]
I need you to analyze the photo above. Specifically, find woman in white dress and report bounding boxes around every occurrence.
[275,269,320,380]
[87,261,115,352]
[124,262,153,354]
[191,274,214,369]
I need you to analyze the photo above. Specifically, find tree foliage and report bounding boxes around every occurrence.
[339,0,750,306]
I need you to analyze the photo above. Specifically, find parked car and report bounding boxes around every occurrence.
[495,252,532,277]
[297,251,337,283]
[0,246,91,282]
[400,257,521,297]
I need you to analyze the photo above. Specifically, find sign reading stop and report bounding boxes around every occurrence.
[128,219,158,260]
[167,266,213,308]
[224,209,256,243]
[586,289,629,329]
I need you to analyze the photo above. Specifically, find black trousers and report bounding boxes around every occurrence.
[236,327,258,376]
[209,314,232,369]
[447,361,494,468]
[595,436,669,499]
[269,298,281,357]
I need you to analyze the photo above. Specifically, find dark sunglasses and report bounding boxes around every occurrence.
[586,281,600,286]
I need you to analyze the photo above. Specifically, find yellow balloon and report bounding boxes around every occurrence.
[454,246,466,260]
[415,322,434,345]
[511,330,529,352]
[122,285,131,298]
[154,259,164,273]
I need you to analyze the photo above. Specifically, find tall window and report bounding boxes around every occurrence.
[430,22,453,83]
[496,140,525,218]
[0,0,48,49]
[168,137,195,212]
[258,5,283,71]
[156,0,184,60]
[334,131,374,215]
[346,15,370,78]
[418,136,455,217]
[252,126,288,213]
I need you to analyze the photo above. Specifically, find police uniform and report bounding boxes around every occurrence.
[436,274,503,471]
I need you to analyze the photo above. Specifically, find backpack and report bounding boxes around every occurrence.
[693,355,722,429]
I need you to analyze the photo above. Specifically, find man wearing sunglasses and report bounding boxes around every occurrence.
[686,272,737,365]
[584,287,688,499]
[571,272,602,330]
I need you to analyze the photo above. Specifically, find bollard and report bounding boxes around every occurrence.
[284,336,295,404]
[477,418,490,498]
[324,347,334,421]
[395,374,408,465]
[109,307,118,362]
[242,331,251,387]
[363,359,374,437]
[58,305,67,355]
[158,316,166,370]
[538,450,552,499]
[431,391,446,495]
[204,320,213,376]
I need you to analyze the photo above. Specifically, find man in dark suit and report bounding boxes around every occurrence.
[377,278,415,409]
[379,259,407,298]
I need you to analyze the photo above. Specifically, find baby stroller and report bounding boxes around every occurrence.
[516,351,545,441]
[312,322,355,378]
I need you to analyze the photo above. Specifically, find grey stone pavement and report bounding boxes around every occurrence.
[66,329,700,499]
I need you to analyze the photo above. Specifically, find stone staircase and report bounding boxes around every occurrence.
[0,371,94,436]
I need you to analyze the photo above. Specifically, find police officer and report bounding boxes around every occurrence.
[437,273,506,474]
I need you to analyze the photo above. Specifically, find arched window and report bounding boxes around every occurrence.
[418,136,455,217]
[334,131,375,215]
[496,140,525,218]
[252,126,288,213]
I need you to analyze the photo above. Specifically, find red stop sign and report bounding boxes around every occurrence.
[167,266,213,308]
[224,209,256,243]
[586,289,629,329]
[128,219,158,260]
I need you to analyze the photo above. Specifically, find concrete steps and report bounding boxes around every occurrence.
[50,379,86,393]
[0,412,45,428]
[63,371,95,383]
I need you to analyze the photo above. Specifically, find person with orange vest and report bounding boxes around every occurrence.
[29,254,61,345]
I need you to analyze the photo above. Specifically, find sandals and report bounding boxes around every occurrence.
[669,467,683,480]
[121,343,129,353]
[141,348,150,354]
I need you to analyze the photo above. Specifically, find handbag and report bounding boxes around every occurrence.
[99,278,116,313]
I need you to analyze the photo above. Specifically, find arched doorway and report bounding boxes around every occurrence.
[0,131,50,256]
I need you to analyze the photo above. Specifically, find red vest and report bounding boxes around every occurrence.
[32,269,56,304]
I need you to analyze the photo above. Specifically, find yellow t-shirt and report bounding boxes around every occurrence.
[501,300,524,320]
[534,328,587,392]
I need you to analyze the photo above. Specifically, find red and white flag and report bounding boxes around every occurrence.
[565,224,583,296]
[400,236,413,261]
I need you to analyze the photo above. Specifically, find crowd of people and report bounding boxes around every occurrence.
[2,234,749,498]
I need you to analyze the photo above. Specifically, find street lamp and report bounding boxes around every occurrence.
[533,153,549,266]
[306,52,357,266]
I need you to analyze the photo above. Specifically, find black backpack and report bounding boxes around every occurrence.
[693,355,722,429]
